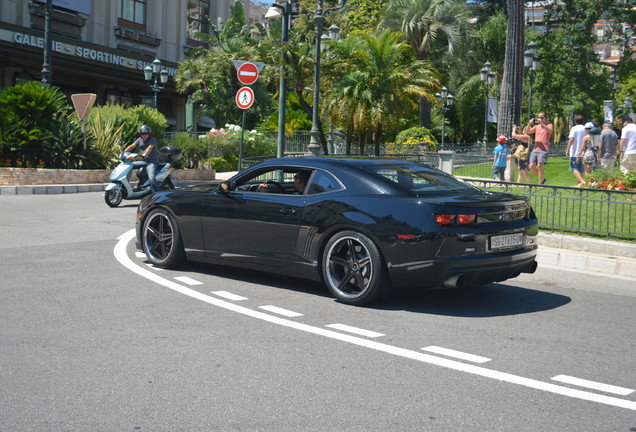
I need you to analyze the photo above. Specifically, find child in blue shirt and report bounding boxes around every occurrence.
[492,134,509,180]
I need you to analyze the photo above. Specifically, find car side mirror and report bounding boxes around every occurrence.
[218,181,235,194]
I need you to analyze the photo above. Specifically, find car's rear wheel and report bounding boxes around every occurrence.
[322,231,391,305]
[142,209,184,268]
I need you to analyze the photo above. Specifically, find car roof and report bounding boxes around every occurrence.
[257,157,421,170]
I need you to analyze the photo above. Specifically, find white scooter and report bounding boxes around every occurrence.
[104,145,181,207]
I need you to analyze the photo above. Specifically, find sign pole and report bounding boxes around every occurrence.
[238,110,247,172]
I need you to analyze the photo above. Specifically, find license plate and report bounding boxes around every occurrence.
[490,233,524,250]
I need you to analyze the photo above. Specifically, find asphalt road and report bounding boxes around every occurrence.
[1,192,635,431]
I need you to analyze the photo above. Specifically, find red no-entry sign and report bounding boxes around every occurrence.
[236,87,255,109]
[236,62,259,85]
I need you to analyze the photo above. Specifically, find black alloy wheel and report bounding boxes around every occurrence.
[322,231,391,305]
[142,209,184,268]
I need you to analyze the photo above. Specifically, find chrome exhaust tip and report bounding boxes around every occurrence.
[443,273,465,288]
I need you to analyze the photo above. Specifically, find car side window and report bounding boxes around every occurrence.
[307,170,343,195]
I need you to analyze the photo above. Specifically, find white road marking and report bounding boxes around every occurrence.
[422,346,492,364]
[145,263,163,271]
[326,323,385,338]
[135,251,146,258]
[114,230,636,412]
[211,291,248,301]
[259,305,303,317]
[552,375,635,396]
[174,276,203,285]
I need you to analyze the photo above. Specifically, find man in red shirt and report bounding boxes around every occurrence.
[525,111,553,184]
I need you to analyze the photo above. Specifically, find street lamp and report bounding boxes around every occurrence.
[307,0,347,156]
[436,86,454,149]
[266,1,294,158]
[524,41,540,120]
[479,61,495,149]
[143,58,168,109]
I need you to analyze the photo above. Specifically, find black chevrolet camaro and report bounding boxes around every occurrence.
[135,157,538,305]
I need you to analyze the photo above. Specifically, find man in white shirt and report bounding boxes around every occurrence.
[566,115,586,183]
[620,116,636,174]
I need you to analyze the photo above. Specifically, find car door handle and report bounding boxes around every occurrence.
[280,207,297,215]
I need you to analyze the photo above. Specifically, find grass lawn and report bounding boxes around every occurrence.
[456,156,624,187]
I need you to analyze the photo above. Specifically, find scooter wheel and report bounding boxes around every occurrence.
[104,188,123,207]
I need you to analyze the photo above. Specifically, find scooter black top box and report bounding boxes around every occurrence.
[159,146,182,163]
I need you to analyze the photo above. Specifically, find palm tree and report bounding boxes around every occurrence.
[498,0,525,138]
[323,29,440,155]
[381,0,472,128]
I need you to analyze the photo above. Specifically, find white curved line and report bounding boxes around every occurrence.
[115,230,636,411]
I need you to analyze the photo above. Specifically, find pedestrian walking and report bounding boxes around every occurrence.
[492,135,509,181]
[620,116,636,174]
[566,115,586,184]
[599,120,619,171]
[525,111,552,184]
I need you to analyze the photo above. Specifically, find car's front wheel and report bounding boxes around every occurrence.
[321,231,391,305]
[142,209,185,268]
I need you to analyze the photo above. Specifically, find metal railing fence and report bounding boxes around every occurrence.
[465,180,636,240]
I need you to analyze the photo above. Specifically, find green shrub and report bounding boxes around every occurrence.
[0,81,70,166]
[44,114,101,169]
[165,132,206,169]
[88,104,167,147]
[391,126,438,154]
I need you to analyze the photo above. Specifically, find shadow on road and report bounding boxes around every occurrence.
[177,261,570,318]
[378,283,571,317]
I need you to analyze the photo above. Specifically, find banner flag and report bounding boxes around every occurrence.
[487,96,498,123]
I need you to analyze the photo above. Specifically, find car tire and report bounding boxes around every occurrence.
[142,209,185,268]
[321,230,391,305]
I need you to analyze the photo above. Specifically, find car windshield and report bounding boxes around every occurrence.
[361,163,479,196]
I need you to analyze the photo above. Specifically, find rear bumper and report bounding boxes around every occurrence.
[388,245,538,289]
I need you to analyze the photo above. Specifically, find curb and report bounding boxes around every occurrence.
[536,232,636,278]
[0,180,206,195]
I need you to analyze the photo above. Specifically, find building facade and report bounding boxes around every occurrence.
[0,0,262,131]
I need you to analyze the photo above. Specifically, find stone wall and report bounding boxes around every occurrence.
[0,167,216,186]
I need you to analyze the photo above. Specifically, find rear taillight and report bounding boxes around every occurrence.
[435,214,477,226]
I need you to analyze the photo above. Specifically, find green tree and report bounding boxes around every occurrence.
[381,0,473,128]
[175,2,271,129]
[324,29,440,155]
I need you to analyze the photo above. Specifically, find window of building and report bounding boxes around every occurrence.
[187,0,210,42]
[119,0,146,26]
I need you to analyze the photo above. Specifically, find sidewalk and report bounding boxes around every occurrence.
[2,175,635,279]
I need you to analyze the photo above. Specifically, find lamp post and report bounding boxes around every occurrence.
[307,0,347,156]
[436,86,454,149]
[324,23,340,154]
[41,0,53,84]
[143,58,168,109]
[266,1,294,158]
[479,61,494,149]
[524,41,539,121]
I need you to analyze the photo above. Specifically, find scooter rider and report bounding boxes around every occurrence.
[125,125,159,192]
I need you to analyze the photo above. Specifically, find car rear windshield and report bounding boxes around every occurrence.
[361,163,479,196]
